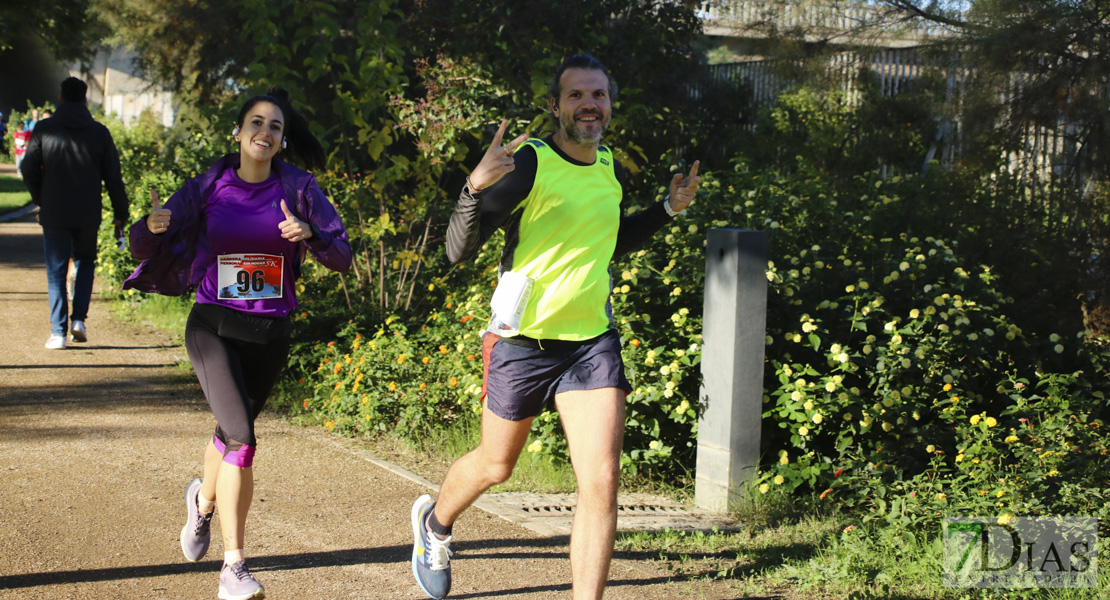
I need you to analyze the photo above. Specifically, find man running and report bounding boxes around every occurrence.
[411,53,701,600]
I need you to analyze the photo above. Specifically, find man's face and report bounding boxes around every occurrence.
[552,68,612,147]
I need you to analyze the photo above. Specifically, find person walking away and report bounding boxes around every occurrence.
[123,86,352,600]
[410,53,702,600]
[20,77,129,349]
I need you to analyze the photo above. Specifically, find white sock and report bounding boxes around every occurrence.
[198,492,215,514]
[225,549,244,565]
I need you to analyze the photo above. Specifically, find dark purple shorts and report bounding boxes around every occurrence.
[480,329,632,421]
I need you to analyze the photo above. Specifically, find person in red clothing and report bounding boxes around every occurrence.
[12,121,30,173]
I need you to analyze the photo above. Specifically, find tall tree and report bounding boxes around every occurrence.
[0,0,106,61]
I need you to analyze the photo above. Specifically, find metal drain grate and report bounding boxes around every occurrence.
[477,492,737,536]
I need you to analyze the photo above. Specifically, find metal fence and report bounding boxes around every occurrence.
[708,46,1097,198]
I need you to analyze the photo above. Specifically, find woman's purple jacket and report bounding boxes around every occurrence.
[122,154,352,297]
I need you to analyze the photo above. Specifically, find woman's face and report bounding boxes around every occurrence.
[237,101,285,164]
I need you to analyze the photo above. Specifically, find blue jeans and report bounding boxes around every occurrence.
[42,226,98,336]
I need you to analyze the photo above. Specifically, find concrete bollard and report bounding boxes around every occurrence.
[695,228,769,513]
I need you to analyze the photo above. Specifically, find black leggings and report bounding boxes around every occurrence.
[184,303,290,452]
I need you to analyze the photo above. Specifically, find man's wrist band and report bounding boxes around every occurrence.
[465,176,484,196]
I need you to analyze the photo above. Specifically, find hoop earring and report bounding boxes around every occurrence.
[232,126,240,136]
[281,139,287,149]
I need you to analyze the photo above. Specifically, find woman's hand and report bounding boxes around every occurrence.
[146,189,172,234]
[279,199,313,242]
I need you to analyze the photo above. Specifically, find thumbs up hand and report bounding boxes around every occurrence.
[146,189,173,234]
[279,199,313,242]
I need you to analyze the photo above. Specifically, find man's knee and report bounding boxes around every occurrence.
[481,462,515,487]
[577,465,620,503]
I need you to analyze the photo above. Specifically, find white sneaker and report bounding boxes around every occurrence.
[45,335,67,350]
[70,320,87,343]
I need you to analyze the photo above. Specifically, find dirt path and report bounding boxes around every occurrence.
[0,185,742,599]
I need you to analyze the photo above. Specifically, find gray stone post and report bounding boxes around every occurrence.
[695,228,769,513]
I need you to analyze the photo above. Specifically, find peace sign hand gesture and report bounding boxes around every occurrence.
[667,160,701,214]
[467,119,530,193]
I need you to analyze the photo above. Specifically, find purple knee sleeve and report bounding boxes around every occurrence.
[212,435,256,468]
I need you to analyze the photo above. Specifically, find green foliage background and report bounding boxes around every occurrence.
[83,1,1110,542]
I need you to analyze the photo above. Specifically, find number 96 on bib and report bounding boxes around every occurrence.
[217,254,284,300]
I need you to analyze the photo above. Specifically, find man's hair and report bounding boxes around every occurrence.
[548,54,618,104]
[60,77,87,103]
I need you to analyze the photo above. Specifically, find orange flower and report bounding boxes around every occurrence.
[439,345,448,354]
[298,378,304,383]
[461,315,474,323]
[389,381,397,391]
[328,341,337,347]
[449,377,458,387]
[467,354,476,361]
[355,333,362,339]
[333,364,342,374]
[303,399,309,409]
[630,339,641,347]
[819,488,833,500]
[420,383,427,390]
[422,356,430,364]
[446,302,453,309]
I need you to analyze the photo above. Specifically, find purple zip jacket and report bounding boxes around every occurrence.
[123,154,351,310]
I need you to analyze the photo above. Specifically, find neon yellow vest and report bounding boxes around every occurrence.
[510,139,622,340]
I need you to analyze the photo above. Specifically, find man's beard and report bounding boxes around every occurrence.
[559,108,609,147]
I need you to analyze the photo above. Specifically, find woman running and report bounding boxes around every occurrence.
[123,86,351,600]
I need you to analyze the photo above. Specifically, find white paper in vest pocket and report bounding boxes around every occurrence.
[489,271,534,333]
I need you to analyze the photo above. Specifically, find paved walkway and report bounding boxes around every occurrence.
[0,175,740,599]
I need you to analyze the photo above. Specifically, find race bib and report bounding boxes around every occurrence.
[217,254,284,300]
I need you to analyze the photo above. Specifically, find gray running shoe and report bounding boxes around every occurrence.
[179,477,213,562]
[218,560,265,600]
[411,494,452,599]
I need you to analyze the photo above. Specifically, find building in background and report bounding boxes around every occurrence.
[69,46,176,128]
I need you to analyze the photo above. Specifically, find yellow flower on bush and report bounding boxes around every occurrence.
[422,356,430,364]
[779,455,789,465]
[449,377,458,387]
[388,382,397,392]
[985,417,997,427]
[774,475,785,485]
[812,413,823,424]
[926,444,936,453]
[799,427,809,436]
[419,383,427,390]
[759,483,770,494]
[1004,435,1019,443]
[970,414,981,425]
[998,514,1013,526]
[439,345,448,354]
[397,354,407,364]
[527,440,543,453]
[325,421,335,430]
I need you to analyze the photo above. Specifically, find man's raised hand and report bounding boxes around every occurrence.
[667,160,701,213]
[467,120,530,192]
[146,189,172,234]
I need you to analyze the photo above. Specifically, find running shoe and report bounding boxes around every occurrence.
[218,560,265,600]
[180,477,213,562]
[70,320,87,343]
[45,334,66,350]
[411,494,452,599]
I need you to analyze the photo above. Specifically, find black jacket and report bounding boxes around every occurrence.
[20,102,129,228]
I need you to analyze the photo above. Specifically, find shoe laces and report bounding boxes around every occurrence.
[227,560,254,581]
[426,532,453,571]
[194,510,213,536]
